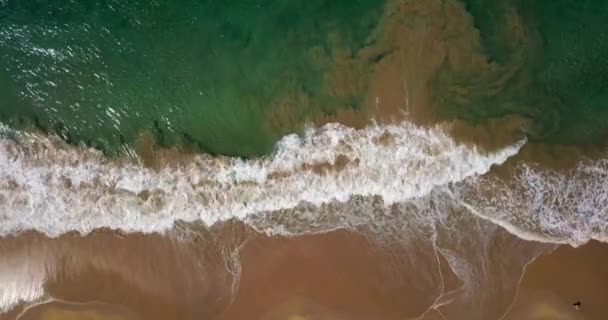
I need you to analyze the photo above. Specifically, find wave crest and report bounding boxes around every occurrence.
[0,121,521,237]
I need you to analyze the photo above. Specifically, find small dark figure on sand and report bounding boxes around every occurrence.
[573,301,581,311]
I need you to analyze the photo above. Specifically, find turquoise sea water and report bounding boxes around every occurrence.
[1,2,608,319]
[1,0,608,154]
[0,0,385,157]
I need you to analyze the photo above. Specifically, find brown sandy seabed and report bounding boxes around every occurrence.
[1,0,608,319]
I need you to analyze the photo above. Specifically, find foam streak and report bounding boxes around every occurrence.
[0,121,522,237]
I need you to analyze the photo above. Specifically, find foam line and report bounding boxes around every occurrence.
[0,121,522,237]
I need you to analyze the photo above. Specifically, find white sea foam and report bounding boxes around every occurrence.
[0,185,551,319]
[2,118,607,248]
[0,121,522,237]
[3,119,602,318]
[456,160,608,246]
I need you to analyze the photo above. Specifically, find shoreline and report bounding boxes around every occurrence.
[1,223,605,320]
[1,1,607,319]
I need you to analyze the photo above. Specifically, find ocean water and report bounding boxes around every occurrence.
[0,0,385,157]
[433,0,608,145]
[1,0,608,319]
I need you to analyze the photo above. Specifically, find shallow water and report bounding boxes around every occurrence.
[3,0,608,155]
[0,0,386,156]
[1,1,608,319]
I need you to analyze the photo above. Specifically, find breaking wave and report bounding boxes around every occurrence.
[0,121,521,236]
[1,120,607,318]
[1,119,607,245]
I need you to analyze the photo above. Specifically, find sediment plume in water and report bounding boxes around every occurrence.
[1,120,608,319]
[2,0,608,319]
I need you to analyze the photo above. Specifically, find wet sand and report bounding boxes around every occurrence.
[1,1,607,320]
[0,227,606,320]
[1,228,426,320]
[215,230,448,320]
[16,301,139,320]
[505,241,608,320]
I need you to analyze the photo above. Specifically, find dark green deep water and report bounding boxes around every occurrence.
[1,0,608,157]
[0,0,385,156]
[435,0,608,146]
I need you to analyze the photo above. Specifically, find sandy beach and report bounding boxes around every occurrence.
[505,241,608,320]
[0,225,605,320]
[1,1,607,320]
